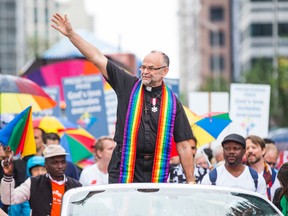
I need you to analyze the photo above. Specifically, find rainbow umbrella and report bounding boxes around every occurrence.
[60,128,95,164]
[183,107,232,147]
[33,116,77,133]
[0,74,56,114]
[183,106,202,125]
[192,112,232,147]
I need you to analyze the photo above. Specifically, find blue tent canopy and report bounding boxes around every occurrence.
[43,29,118,59]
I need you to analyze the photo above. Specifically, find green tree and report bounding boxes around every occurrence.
[277,60,288,126]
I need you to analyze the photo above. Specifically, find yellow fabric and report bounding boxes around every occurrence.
[1,93,56,114]
[65,128,94,139]
[38,116,65,133]
[1,94,41,114]
[22,109,36,157]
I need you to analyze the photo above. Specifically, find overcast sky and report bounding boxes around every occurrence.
[84,0,179,78]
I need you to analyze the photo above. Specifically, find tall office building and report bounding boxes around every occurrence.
[237,0,288,78]
[0,0,94,76]
[178,0,232,96]
[199,0,232,88]
[0,0,60,75]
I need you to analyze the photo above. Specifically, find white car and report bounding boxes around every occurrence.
[61,183,283,216]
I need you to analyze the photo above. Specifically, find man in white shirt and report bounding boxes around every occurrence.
[80,136,116,186]
[201,133,267,197]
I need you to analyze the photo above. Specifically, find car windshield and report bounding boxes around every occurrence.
[64,187,280,216]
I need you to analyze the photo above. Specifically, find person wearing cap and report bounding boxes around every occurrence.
[201,133,266,196]
[43,132,80,180]
[0,145,82,216]
[245,135,281,201]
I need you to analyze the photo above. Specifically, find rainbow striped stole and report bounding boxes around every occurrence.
[119,80,176,183]
[151,84,176,182]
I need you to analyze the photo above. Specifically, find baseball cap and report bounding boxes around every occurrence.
[221,133,246,148]
[43,144,68,159]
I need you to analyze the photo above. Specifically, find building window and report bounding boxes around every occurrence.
[279,23,288,37]
[251,23,272,37]
[210,7,224,22]
[210,31,225,47]
[210,55,225,72]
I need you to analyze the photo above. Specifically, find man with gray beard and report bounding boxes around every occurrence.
[51,13,195,184]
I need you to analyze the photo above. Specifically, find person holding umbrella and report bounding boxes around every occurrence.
[51,13,195,184]
[0,145,81,216]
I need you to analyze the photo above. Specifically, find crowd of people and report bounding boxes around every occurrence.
[0,12,286,216]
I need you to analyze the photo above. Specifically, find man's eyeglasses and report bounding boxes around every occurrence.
[139,65,167,72]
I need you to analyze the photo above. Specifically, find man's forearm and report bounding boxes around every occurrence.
[68,31,108,79]
[177,140,195,183]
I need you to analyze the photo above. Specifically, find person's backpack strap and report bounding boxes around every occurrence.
[248,167,258,190]
[209,168,217,185]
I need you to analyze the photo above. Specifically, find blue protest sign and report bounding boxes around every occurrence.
[62,75,109,138]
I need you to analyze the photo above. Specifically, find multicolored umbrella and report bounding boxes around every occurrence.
[0,106,36,157]
[60,128,95,164]
[183,106,202,125]
[192,112,232,147]
[33,116,78,133]
[183,106,232,147]
[0,74,56,114]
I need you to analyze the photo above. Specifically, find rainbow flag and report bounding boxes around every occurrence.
[0,106,36,157]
